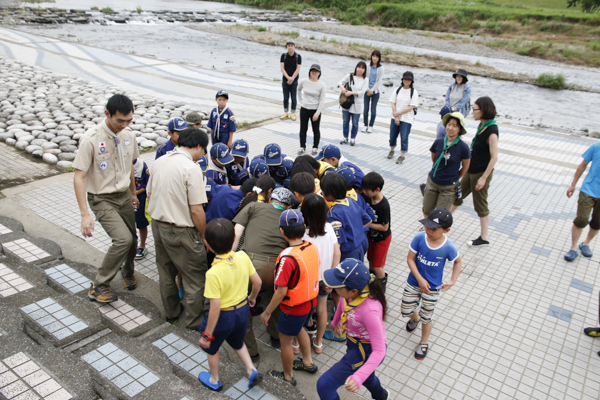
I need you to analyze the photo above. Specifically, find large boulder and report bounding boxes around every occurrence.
[43,153,59,165]
[56,160,73,170]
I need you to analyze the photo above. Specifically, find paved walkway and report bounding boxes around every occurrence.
[1,27,600,400]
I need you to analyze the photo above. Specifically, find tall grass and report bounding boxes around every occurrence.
[535,73,566,89]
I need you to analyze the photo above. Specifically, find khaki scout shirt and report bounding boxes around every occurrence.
[147,148,208,227]
[72,120,139,194]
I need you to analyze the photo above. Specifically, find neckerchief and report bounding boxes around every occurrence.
[341,286,370,334]
[331,198,349,207]
[271,202,285,210]
[102,119,126,174]
[432,137,460,177]
[212,251,235,267]
[133,159,144,179]
[471,119,496,151]
[346,189,357,202]
[213,107,230,141]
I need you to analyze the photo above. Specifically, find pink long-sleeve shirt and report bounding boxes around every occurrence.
[331,297,387,388]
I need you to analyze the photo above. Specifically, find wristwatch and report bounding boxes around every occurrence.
[202,332,215,342]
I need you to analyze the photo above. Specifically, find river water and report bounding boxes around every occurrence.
[16,0,600,135]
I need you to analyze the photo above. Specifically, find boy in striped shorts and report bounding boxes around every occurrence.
[401,208,462,360]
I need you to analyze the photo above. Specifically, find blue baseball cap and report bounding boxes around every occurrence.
[216,90,229,99]
[335,166,355,187]
[231,139,249,158]
[264,143,282,166]
[280,209,304,227]
[439,105,453,118]
[197,155,208,172]
[322,258,370,290]
[274,159,293,183]
[249,158,269,178]
[283,177,291,189]
[316,144,341,161]
[168,118,189,132]
[209,143,234,165]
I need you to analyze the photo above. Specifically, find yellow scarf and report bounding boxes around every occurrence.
[212,251,235,266]
[340,286,370,334]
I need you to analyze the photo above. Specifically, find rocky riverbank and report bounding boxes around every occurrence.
[0,57,209,169]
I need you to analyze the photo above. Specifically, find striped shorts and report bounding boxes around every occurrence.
[400,283,440,324]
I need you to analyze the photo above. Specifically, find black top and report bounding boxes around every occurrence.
[366,196,391,242]
[468,125,499,174]
[280,52,302,82]
[429,138,471,186]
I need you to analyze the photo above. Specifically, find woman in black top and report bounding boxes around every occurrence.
[451,96,499,246]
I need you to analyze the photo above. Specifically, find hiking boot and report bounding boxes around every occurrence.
[280,113,288,120]
[267,370,296,386]
[88,284,118,303]
[135,248,147,259]
[292,358,318,374]
[396,155,405,164]
[387,150,395,159]
[123,274,137,290]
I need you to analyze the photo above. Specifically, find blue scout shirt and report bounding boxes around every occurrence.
[155,139,176,159]
[327,198,371,254]
[347,189,375,236]
[207,107,236,145]
[339,158,365,190]
[134,161,150,202]
[407,231,459,288]
[227,158,250,184]
[205,161,229,202]
[206,186,245,223]
[581,142,600,199]
[428,138,471,186]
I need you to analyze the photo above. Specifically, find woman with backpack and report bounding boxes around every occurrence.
[338,61,369,146]
[388,71,419,164]
[444,69,471,117]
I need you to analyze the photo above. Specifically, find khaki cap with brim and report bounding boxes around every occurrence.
[185,111,203,125]
[442,112,467,135]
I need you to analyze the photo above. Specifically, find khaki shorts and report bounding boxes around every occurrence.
[453,171,493,217]
[574,191,600,230]
[422,175,456,216]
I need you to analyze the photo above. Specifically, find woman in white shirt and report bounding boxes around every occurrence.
[338,61,369,146]
[388,71,419,164]
[297,64,327,156]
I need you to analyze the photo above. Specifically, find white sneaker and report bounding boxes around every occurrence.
[350,139,355,146]
[362,126,368,132]
[367,126,373,133]
[311,147,318,155]
[298,147,306,154]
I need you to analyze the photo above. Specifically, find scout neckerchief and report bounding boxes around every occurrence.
[102,120,126,174]
[331,198,349,207]
[346,189,357,202]
[133,159,144,179]
[432,136,460,177]
[212,251,235,267]
[470,119,497,151]
[341,285,370,334]
[213,107,230,142]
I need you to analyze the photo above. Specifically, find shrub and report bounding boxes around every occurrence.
[101,7,114,14]
[135,5,142,13]
[535,73,567,89]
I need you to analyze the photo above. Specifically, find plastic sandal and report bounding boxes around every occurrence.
[312,337,323,354]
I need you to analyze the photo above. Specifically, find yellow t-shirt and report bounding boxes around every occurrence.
[204,251,256,309]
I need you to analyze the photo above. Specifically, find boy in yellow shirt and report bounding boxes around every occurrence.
[198,218,263,391]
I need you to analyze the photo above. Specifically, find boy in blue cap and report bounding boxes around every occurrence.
[318,144,366,191]
[206,143,234,202]
[227,138,250,184]
[206,179,256,223]
[274,159,293,187]
[254,143,289,176]
[156,117,189,159]
[208,90,236,148]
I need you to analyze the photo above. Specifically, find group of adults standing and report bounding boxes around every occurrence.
[280,42,499,247]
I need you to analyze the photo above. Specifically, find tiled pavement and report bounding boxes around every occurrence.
[93,299,151,332]
[20,298,88,341]
[0,264,34,298]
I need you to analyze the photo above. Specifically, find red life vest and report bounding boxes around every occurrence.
[275,241,320,307]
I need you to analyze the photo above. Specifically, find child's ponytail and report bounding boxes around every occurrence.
[368,276,387,321]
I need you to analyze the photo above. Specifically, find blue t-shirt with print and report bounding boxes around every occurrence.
[428,138,471,186]
[368,66,377,89]
[581,142,600,199]
[407,231,459,288]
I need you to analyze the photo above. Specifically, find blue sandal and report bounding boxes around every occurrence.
[564,249,579,261]
[579,243,593,258]
[323,331,346,342]
[248,369,262,388]
[199,371,223,391]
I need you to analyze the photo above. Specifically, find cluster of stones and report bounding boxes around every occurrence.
[0,6,330,25]
[0,57,208,170]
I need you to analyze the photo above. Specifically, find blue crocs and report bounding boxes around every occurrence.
[323,331,346,342]
[579,243,593,258]
[248,369,263,388]
[564,249,579,261]
[199,371,223,391]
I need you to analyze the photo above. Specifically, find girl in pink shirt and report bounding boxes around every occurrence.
[318,259,388,400]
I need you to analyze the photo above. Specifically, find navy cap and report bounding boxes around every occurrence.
[249,158,269,178]
[274,159,293,183]
[335,166,355,187]
[280,209,304,227]
[168,118,189,132]
[283,177,291,189]
[209,143,234,165]
[319,144,341,160]
[197,155,208,172]
[271,187,295,206]
[439,105,453,117]
[231,139,249,158]
[322,259,370,290]
[264,143,282,166]
[216,90,229,99]
[419,208,453,229]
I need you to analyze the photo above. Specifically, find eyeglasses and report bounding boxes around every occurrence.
[472,108,481,111]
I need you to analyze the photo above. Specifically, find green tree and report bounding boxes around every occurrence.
[568,0,600,12]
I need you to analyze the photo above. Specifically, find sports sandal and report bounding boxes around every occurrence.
[292,358,318,374]
[406,319,420,333]
[584,327,600,337]
[267,370,296,386]
[312,337,323,354]
[415,344,429,360]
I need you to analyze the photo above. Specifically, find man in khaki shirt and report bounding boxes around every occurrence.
[73,94,139,303]
[147,128,209,330]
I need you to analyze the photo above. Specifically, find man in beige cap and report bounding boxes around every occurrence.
[73,94,139,303]
[185,111,203,128]
[147,128,210,330]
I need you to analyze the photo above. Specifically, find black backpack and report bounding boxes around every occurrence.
[396,86,418,115]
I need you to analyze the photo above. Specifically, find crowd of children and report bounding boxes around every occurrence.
[130,89,463,399]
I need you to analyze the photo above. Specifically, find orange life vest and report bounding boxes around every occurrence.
[275,240,320,307]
